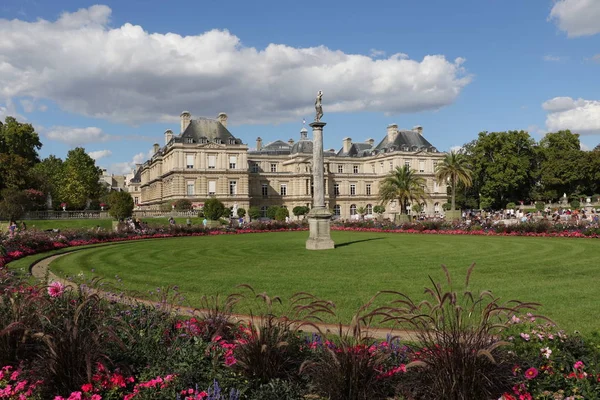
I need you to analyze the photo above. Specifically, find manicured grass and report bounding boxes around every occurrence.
[8,217,204,231]
[48,231,600,333]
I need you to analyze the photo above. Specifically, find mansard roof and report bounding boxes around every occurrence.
[249,140,291,155]
[336,142,373,157]
[375,130,436,152]
[291,139,313,154]
[178,118,240,143]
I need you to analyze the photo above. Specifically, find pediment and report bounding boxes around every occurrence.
[202,142,225,149]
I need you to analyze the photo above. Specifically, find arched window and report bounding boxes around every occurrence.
[434,202,440,213]
[260,206,268,218]
[421,202,426,213]
[350,204,357,215]
[333,205,341,216]
[366,204,373,215]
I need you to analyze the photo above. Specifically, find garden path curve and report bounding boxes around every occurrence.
[31,251,419,342]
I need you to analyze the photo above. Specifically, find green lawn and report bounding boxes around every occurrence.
[47,231,600,334]
[11,217,203,231]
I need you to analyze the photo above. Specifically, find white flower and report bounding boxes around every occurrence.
[540,347,552,359]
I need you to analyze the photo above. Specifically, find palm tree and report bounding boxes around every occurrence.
[379,165,429,215]
[435,151,473,212]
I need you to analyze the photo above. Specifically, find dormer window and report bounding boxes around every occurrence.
[229,138,235,145]
[186,138,193,144]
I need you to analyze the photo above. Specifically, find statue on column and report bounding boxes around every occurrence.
[314,90,323,122]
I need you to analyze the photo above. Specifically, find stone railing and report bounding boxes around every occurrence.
[24,211,110,219]
[132,210,198,218]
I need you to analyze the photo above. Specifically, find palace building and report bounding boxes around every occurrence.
[128,111,448,219]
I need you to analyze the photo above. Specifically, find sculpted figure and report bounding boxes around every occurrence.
[315,90,323,122]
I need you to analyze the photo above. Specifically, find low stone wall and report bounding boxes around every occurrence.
[24,211,110,219]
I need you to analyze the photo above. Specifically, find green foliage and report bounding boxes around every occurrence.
[570,199,581,209]
[535,201,545,211]
[442,202,452,211]
[274,207,289,221]
[292,206,309,218]
[59,148,103,210]
[372,264,541,399]
[248,206,261,220]
[0,117,42,164]
[0,188,29,220]
[30,155,63,208]
[266,205,280,220]
[222,207,232,218]
[373,205,385,215]
[479,197,493,210]
[435,151,473,211]
[411,203,422,213]
[203,198,226,220]
[462,131,538,209]
[379,165,429,215]
[237,207,246,218]
[506,202,516,210]
[173,198,192,211]
[108,191,134,220]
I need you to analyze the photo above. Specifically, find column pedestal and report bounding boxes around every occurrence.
[306,121,335,250]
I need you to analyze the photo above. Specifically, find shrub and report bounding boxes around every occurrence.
[174,198,193,211]
[292,206,309,219]
[373,205,386,215]
[506,202,516,210]
[274,207,289,222]
[571,199,581,209]
[108,191,134,220]
[266,206,280,220]
[0,188,29,220]
[535,201,545,211]
[248,207,261,221]
[371,264,544,400]
[441,203,452,212]
[203,198,226,221]
[236,208,246,219]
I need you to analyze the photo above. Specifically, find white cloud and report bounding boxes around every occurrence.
[543,96,600,135]
[369,48,386,58]
[88,149,112,160]
[20,99,35,112]
[549,0,600,38]
[449,145,463,153]
[107,149,154,175]
[45,126,111,146]
[0,5,471,125]
[543,55,564,62]
[526,124,546,136]
[0,99,25,121]
[580,143,591,151]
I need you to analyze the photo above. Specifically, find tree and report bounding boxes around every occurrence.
[461,131,538,209]
[0,189,29,220]
[0,117,42,165]
[373,205,385,216]
[237,208,246,218]
[274,207,289,221]
[266,205,280,220]
[107,191,134,220]
[203,198,226,220]
[292,206,309,219]
[435,151,472,212]
[30,156,64,208]
[378,165,428,215]
[442,203,451,212]
[59,148,103,209]
[411,203,423,214]
[538,130,585,202]
[173,199,192,211]
[0,154,33,191]
[248,206,261,221]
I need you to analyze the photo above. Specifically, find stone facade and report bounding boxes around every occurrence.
[129,112,448,220]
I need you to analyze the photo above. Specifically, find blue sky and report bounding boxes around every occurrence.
[1,0,599,174]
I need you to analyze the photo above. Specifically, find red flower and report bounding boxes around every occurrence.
[524,367,538,379]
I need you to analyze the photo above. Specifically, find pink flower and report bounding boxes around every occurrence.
[520,333,530,341]
[224,355,237,366]
[48,281,65,298]
[574,360,585,370]
[524,367,538,380]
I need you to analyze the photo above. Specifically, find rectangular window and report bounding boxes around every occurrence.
[208,181,216,195]
[380,162,384,172]
[404,160,411,168]
[251,163,259,173]
[186,181,194,196]
[433,181,439,193]
[186,138,193,144]
[186,154,194,169]
[229,181,237,196]
[371,164,375,173]
[208,155,216,169]
[389,161,393,171]
[419,160,425,173]
[270,163,277,172]
[262,183,268,197]
[333,183,340,196]
[338,165,343,173]
[134,197,139,205]
[366,184,371,195]
[280,184,287,196]
[353,165,359,174]
[350,184,356,196]
[229,156,237,169]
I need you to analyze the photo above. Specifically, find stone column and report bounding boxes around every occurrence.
[306,122,335,250]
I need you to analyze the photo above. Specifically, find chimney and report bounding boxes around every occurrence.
[413,125,423,136]
[180,111,191,133]
[387,124,398,143]
[164,129,173,145]
[153,143,159,154]
[256,137,262,151]
[343,137,352,153]
[288,138,295,146]
[366,138,374,147]
[217,112,228,128]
